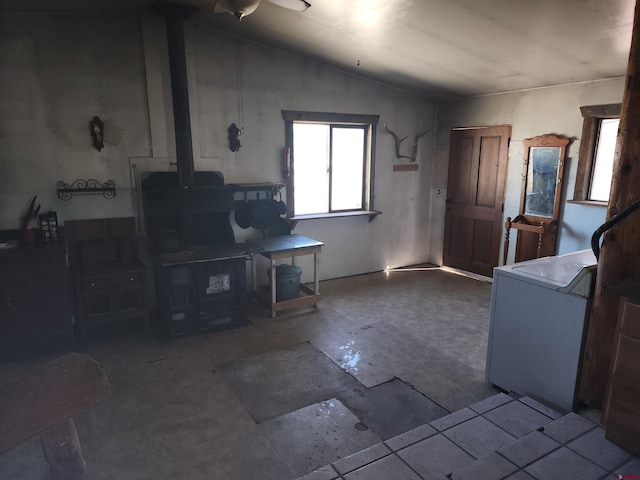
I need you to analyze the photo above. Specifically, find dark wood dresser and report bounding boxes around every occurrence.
[65,218,148,343]
[0,241,75,361]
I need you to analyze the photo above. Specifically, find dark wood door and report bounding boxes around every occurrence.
[443,126,511,277]
[603,297,640,456]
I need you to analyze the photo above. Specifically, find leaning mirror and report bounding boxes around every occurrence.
[503,134,570,264]
[521,134,569,220]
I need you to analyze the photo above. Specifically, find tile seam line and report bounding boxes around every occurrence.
[480,404,559,440]
[431,409,481,433]
[560,425,633,474]
[384,428,440,452]
[454,451,521,479]
[440,427,512,462]
[468,396,517,415]
[494,445,563,472]
[331,448,394,476]
[539,423,598,446]
[515,397,564,419]
[392,450,430,480]
[522,432,610,477]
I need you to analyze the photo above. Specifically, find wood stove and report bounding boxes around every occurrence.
[142,171,253,337]
[140,10,256,337]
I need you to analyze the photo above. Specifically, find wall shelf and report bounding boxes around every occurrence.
[229,182,284,200]
[57,179,116,200]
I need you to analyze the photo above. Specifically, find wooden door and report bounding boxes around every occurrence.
[603,297,640,456]
[443,126,511,277]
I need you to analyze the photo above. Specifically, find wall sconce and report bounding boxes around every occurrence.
[90,116,104,151]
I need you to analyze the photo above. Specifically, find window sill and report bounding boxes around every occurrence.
[567,200,608,207]
[290,210,381,224]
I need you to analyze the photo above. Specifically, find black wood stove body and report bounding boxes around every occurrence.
[142,10,257,337]
[142,172,253,337]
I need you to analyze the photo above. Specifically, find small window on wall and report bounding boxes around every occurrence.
[573,104,621,204]
[282,111,379,217]
[589,118,619,202]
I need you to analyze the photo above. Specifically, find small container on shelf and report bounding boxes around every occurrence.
[48,211,59,240]
[39,214,50,242]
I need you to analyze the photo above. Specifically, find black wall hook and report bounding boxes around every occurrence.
[90,116,104,151]
[228,123,243,152]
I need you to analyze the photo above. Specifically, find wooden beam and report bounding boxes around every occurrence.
[578,0,640,407]
[579,103,622,118]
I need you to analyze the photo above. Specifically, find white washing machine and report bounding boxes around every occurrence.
[485,250,597,412]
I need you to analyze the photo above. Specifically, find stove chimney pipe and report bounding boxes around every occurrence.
[164,5,195,188]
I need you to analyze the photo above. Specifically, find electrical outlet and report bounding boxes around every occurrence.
[435,188,443,196]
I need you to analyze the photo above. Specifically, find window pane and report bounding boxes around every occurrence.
[331,127,365,210]
[293,123,330,215]
[590,118,619,202]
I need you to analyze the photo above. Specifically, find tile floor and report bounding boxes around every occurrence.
[296,393,640,480]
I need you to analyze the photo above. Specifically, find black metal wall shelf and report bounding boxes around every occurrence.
[229,183,284,200]
[57,179,116,200]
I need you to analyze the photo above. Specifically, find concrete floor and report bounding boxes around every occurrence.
[0,267,501,479]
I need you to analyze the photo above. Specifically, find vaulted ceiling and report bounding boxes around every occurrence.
[0,0,635,98]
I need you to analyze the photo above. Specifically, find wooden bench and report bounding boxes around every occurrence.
[0,353,109,479]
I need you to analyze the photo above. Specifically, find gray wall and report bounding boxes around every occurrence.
[0,14,151,229]
[189,23,436,280]
[433,79,625,266]
[1,12,625,278]
[0,13,436,281]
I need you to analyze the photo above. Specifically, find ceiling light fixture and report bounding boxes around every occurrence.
[267,0,311,12]
[214,0,261,21]
[214,0,310,21]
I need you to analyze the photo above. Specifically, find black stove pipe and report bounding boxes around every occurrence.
[164,6,195,188]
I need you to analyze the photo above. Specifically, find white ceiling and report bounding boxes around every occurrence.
[1,0,635,98]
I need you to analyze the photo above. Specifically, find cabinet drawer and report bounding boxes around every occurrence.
[75,270,143,291]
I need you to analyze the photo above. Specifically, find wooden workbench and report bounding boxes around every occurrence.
[246,234,323,317]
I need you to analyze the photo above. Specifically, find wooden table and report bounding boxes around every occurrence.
[246,234,323,317]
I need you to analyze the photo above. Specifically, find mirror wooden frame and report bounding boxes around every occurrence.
[503,133,569,264]
[520,134,569,221]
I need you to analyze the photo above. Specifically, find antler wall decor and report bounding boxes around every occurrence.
[384,124,432,162]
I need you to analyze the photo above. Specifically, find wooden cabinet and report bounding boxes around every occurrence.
[65,218,149,342]
[0,243,75,361]
[71,263,148,340]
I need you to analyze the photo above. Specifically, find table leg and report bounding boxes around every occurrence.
[314,253,319,308]
[270,258,277,318]
[40,418,85,480]
[252,255,257,293]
